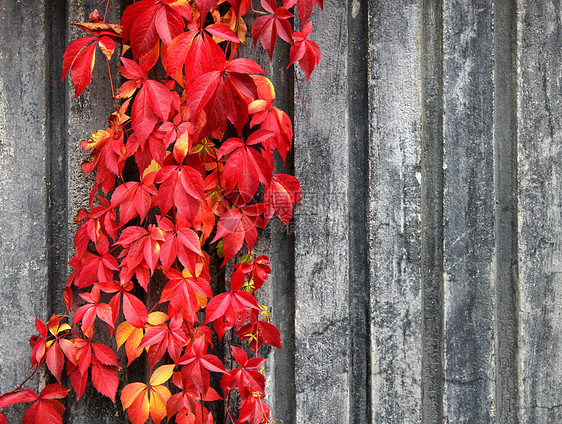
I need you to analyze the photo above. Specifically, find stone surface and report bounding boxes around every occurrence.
[294,1,351,422]
[368,1,422,423]
[518,1,562,422]
[442,1,495,422]
[0,1,49,421]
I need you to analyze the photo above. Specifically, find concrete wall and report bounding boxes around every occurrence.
[0,0,561,423]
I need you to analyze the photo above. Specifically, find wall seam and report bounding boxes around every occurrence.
[347,0,372,423]
[493,0,520,422]
[420,0,445,422]
[45,0,68,317]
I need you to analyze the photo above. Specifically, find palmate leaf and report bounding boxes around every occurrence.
[62,37,97,97]
[251,0,293,59]
[155,164,206,223]
[236,388,270,424]
[218,132,274,203]
[74,287,114,338]
[21,384,68,424]
[288,21,321,82]
[283,0,324,25]
[158,216,204,272]
[121,365,174,424]
[212,204,264,265]
[264,173,301,226]
[62,20,122,97]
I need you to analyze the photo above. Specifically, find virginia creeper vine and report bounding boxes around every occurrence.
[0,0,322,423]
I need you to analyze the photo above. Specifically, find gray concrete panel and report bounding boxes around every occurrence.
[294,1,351,422]
[0,1,49,421]
[368,1,423,423]
[518,1,562,422]
[442,0,496,422]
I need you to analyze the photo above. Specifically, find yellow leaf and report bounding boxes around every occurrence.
[116,321,135,350]
[147,312,168,326]
[142,159,162,178]
[150,364,175,386]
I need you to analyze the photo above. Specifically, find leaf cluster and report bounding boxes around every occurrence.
[0,0,323,423]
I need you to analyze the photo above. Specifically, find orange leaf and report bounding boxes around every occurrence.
[149,385,171,424]
[121,383,150,424]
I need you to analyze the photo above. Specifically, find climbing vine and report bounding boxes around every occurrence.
[0,0,322,423]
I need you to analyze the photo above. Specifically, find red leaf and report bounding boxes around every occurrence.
[91,356,119,402]
[46,343,64,383]
[220,138,273,204]
[156,165,205,223]
[183,32,226,90]
[212,205,264,264]
[195,0,217,20]
[186,70,222,117]
[131,5,159,60]
[144,80,174,120]
[68,41,97,97]
[155,5,185,45]
[92,343,119,367]
[123,292,149,328]
[264,173,301,225]
[121,0,153,43]
[111,180,157,226]
[252,1,293,60]
[0,389,37,408]
[23,400,65,424]
[288,21,321,81]
[119,57,146,80]
[164,31,194,76]
[205,23,240,43]
[131,85,159,143]
[61,36,97,81]
[226,58,265,75]
[285,0,324,24]
[38,384,68,400]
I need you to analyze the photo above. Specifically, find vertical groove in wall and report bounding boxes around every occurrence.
[45,0,68,315]
[493,0,519,422]
[347,1,371,423]
[420,0,444,422]
[270,41,296,424]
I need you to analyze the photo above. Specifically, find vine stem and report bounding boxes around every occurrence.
[103,0,110,22]
[295,74,310,124]
[13,365,41,391]
[200,393,205,424]
[105,57,120,112]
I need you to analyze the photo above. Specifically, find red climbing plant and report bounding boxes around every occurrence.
[0,0,322,423]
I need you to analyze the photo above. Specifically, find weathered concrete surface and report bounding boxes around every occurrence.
[368,1,422,423]
[294,1,351,422]
[518,1,562,423]
[442,1,496,422]
[0,1,49,421]
[1,0,562,423]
